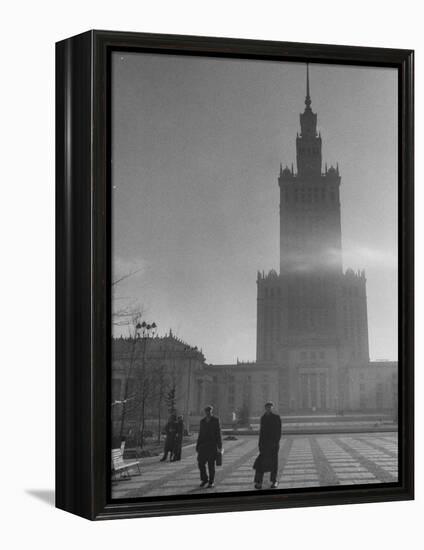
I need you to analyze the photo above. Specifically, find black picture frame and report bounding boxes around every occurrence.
[55,30,414,521]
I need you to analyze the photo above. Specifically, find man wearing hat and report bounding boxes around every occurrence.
[196,405,222,488]
[253,401,282,489]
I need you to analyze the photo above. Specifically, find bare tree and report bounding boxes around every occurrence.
[115,308,145,439]
[111,265,145,328]
[166,382,177,416]
[112,267,143,288]
[151,363,169,443]
[132,321,157,447]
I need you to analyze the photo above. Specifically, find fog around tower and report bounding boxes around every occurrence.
[112,54,397,364]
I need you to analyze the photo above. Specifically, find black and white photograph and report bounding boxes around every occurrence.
[110,53,399,500]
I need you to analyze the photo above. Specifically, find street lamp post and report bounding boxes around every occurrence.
[183,346,197,434]
[136,321,157,447]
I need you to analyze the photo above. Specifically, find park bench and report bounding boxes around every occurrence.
[111,448,141,480]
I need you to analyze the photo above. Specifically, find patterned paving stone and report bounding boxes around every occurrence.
[111,432,398,499]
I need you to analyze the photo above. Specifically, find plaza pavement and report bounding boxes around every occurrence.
[111,432,398,499]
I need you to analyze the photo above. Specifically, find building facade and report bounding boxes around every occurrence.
[111,332,208,440]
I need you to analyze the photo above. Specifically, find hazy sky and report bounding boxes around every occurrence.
[112,52,398,364]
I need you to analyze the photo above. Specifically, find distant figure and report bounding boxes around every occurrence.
[196,405,222,488]
[232,410,238,430]
[160,414,178,462]
[253,402,282,489]
[172,415,184,461]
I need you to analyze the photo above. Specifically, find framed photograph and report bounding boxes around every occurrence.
[56,30,414,520]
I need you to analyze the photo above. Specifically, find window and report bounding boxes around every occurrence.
[300,351,307,360]
[212,382,219,404]
[228,385,235,405]
[319,351,325,360]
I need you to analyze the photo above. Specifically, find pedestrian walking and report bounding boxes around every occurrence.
[160,414,178,462]
[172,415,184,461]
[253,401,282,489]
[196,405,222,488]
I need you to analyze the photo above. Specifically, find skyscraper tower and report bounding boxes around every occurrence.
[279,64,342,277]
[256,65,369,412]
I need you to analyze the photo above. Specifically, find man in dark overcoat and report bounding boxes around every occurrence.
[172,415,184,461]
[253,401,282,489]
[196,405,222,488]
[160,414,178,461]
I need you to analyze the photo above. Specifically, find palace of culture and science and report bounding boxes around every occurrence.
[203,66,396,419]
[112,67,397,432]
[255,65,370,412]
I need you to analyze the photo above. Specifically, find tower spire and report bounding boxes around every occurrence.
[305,63,311,108]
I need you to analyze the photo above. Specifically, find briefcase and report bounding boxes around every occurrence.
[216,449,223,466]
